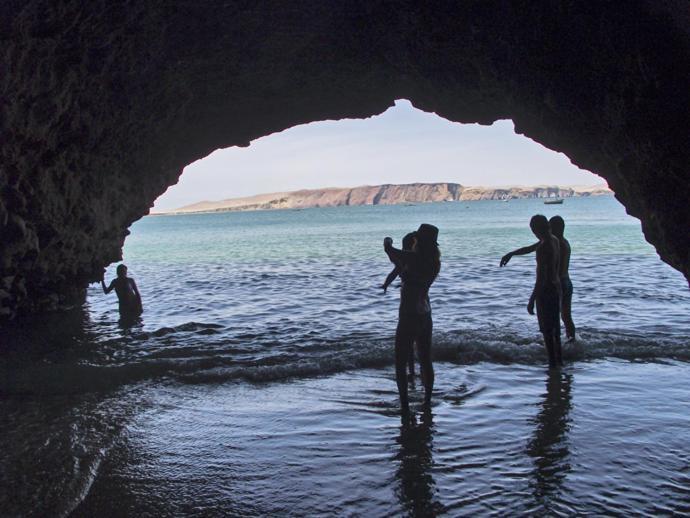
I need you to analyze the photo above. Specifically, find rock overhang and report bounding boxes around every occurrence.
[1,0,688,320]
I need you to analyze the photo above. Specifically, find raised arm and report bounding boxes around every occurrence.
[500,242,540,267]
[383,237,415,268]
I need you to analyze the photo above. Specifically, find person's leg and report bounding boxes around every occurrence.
[407,342,416,381]
[395,317,415,412]
[539,289,561,368]
[561,279,576,340]
[416,314,434,405]
[543,333,556,368]
[553,289,564,365]
[537,296,555,367]
[553,329,563,366]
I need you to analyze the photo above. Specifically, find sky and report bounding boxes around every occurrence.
[154,100,604,211]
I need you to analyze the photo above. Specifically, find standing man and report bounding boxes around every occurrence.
[500,215,576,341]
[505,215,562,367]
[548,216,576,341]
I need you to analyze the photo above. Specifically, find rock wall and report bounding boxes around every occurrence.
[1,0,689,319]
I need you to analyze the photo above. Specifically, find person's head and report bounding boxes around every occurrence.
[415,223,441,280]
[416,224,438,248]
[549,215,565,238]
[116,264,128,278]
[529,214,550,239]
[401,231,417,251]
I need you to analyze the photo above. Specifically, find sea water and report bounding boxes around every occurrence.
[1,196,689,516]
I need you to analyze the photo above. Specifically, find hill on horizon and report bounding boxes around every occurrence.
[156,182,611,215]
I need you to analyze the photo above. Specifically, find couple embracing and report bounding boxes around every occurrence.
[383,224,441,414]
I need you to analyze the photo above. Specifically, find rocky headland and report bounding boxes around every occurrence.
[158,183,612,214]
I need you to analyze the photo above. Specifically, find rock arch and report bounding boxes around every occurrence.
[1,1,689,319]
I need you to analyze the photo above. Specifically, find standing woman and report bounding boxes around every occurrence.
[384,224,441,412]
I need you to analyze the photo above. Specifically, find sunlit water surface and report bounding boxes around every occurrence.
[1,197,689,516]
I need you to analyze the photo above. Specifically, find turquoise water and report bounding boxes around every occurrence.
[2,196,689,515]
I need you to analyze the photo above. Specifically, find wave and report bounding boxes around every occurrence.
[435,328,690,364]
[1,323,688,395]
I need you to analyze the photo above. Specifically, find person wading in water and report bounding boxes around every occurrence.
[381,231,419,383]
[500,215,576,341]
[384,224,441,413]
[102,264,143,322]
[524,215,562,367]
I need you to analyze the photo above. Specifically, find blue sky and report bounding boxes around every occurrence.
[154,100,604,210]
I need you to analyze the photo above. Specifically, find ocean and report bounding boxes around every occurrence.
[2,196,689,516]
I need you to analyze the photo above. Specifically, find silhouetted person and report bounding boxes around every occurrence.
[382,231,418,381]
[510,215,562,367]
[102,264,143,322]
[500,215,576,341]
[548,216,576,341]
[384,224,441,412]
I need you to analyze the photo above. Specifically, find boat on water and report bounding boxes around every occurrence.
[544,198,564,205]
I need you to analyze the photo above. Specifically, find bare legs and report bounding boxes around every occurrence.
[407,345,416,382]
[537,288,564,368]
[543,329,563,368]
[561,292,576,340]
[417,314,434,405]
[395,324,413,412]
[561,277,576,340]
[395,314,434,411]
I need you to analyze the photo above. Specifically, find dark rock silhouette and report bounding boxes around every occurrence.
[1,1,689,319]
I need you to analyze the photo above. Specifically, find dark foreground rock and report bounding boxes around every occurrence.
[1,1,689,319]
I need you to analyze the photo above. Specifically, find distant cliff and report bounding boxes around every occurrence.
[158,183,612,214]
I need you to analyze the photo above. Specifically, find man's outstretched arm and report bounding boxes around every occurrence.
[500,242,539,267]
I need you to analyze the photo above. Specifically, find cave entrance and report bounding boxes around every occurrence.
[87,101,689,337]
[152,100,603,213]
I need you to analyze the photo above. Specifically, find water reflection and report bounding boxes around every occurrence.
[394,410,445,516]
[527,370,573,508]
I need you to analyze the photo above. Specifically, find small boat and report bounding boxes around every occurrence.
[544,199,564,205]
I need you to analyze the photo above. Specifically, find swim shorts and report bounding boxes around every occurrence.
[536,285,561,333]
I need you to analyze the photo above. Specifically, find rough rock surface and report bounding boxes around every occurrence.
[1,1,689,319]
[163,183,611,214]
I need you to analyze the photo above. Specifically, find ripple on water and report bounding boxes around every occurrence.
[10,362,674,515]
[2,199,690,514]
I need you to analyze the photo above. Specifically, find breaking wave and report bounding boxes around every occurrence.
[2,321,688,395]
